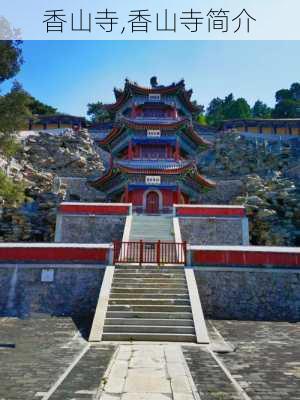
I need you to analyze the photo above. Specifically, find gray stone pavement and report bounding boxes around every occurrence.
[0,316,115,400]
[0,317,300,399]
[99,343,197,400]
[208,320,300,400]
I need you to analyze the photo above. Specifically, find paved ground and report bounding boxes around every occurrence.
[0,317,300,399]
[209,320,300,400]
[0,316,115,400]
[100,343,196,400]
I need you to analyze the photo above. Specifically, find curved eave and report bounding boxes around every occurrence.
[98,126,124,146]
[185,127,212,147]
[104,79,199,113]
[89,168,119,188]
[193,174,216,188]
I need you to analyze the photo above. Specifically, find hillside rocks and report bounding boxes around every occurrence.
[233,174,299,246]
[201,132,299,178]
[0,129,104,242]
[17,129,104,180]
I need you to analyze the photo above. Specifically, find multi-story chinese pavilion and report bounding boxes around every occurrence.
[91,77,215,213]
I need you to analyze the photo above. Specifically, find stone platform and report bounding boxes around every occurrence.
[1,316,299,399]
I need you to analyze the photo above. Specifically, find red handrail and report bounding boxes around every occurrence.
[113,240,187,266]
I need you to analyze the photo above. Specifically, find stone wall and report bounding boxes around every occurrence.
[179,217,246,245]
[0,264,105,317]
[56,215,126,243]
[53,177,105,202]
[195,268,300,321]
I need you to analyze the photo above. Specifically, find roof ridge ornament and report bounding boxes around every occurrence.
[150,76,158,88]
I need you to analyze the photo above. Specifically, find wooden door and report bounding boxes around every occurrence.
[146,191,159,213]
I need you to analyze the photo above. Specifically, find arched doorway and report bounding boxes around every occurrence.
[146,191,159,214]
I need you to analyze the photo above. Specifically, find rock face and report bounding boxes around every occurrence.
[233,174,300,246]
[200,133,300,246]
[0,130,104,242]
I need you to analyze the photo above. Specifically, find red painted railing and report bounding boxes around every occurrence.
[113,240,187,266]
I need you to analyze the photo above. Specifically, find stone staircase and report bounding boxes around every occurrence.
[129,214,174,241]
[102,265,196,342]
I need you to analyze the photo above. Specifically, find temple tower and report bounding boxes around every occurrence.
[91,78,214,213]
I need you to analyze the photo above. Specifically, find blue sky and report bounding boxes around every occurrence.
[2,41,300,116]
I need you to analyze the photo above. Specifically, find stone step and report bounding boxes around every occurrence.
[107,304,192,312]
[110,293,189,299]
[115,268,184,273]
[102,332,196,342]
[115,266,184,270]
[110,283,187,289]
[103,325,195,334]
[111,288,189,295]
[106,311,193,319]
[104,318,194,326]
[109,298,190,306]
[113,278,186,284]
[114,272,185,279]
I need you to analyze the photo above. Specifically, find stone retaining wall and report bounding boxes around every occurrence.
[56,215,126,243]
[0,264,105,317]
[179,217,247,245]
[195,268,300,321]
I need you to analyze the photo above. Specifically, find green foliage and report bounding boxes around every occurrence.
[225,97,251,119]
[0,170,25,205]
[87,101,111,123]
[206,94,251,127]
[273,82,300,118]
[252,100,272,118]
[28,96,57,115]
[0,81,32,134]
[0,134,21,158]
[0,40,23,83]
[196,114,207,125]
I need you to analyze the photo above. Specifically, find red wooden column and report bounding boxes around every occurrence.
[176,187,181,203]
[175,138,179,161]
[124,186,129,202]
[128,140,133,159]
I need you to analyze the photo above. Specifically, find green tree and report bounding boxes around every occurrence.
[225,98,251,119]
[206,97,225,127]
[0,40,23,83]
[273,99,299,118]
[275,89,292,103]
[87,101,111,123]
[206,94,251,126]
[0,81,32,134]
[252,100,272,118]
[28,97,57,115]
[196,114,207,125]
[273,82,300,118]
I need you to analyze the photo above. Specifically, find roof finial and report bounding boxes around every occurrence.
[150,76,158,88]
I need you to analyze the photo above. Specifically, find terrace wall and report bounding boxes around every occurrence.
[194,267,300,321]
[176,205,249,245]
[0,263,105,317]
[55,203,131,243]
[192,245,300,321]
